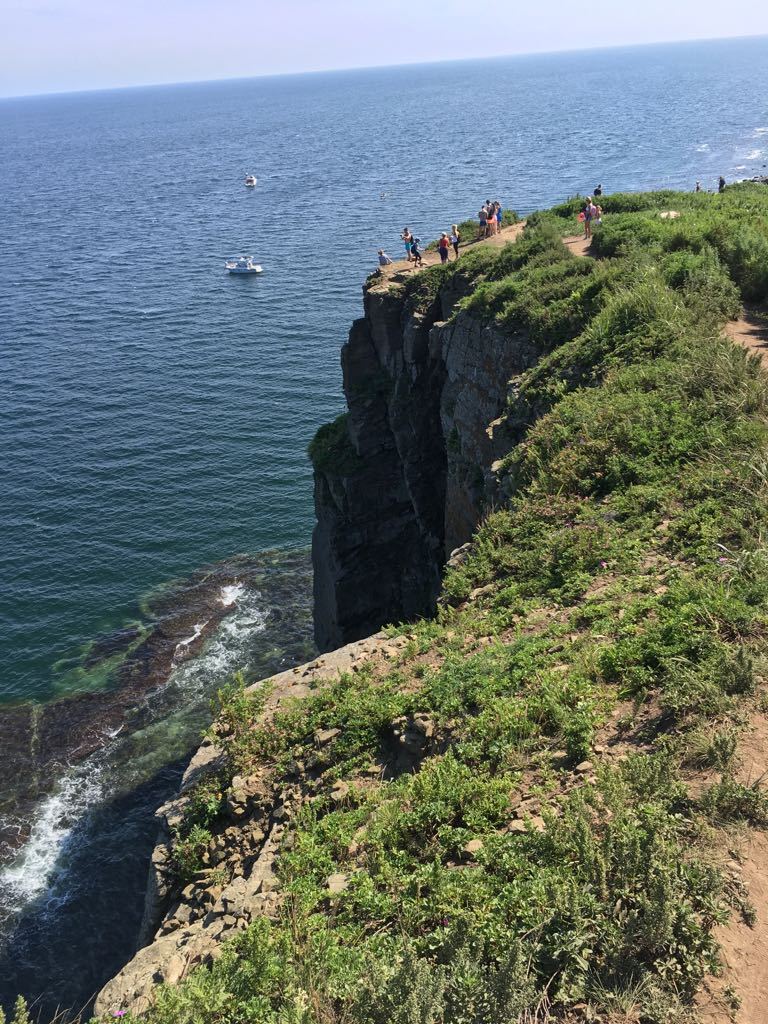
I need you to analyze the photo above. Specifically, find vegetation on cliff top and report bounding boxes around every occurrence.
[94,186,768,1024]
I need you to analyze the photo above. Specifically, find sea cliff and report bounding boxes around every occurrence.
[311,222,537,650]
[86,186,768,1024]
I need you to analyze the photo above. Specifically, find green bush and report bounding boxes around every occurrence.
[308,413,363,476]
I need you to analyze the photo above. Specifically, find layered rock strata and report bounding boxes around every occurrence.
[312,269,542,651]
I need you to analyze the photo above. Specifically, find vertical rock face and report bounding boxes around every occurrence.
[312,271,542,651]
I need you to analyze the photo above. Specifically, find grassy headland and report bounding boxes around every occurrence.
[85,185,768,1024]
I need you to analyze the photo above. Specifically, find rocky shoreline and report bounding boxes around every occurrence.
[0,551,314,1019]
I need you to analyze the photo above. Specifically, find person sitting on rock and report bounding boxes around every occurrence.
[377,249,393,266]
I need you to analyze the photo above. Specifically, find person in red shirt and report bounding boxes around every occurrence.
[438,233,450,263]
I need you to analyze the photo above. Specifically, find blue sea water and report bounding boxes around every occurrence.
[1,35,768,1013]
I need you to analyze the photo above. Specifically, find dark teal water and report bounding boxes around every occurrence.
[1,36,768,1014]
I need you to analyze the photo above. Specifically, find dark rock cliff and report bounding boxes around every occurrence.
[312,268,543,651]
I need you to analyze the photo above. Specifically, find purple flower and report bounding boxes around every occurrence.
[113,1012,127,1018]
[718,557,728,564]
[600,561,608,569]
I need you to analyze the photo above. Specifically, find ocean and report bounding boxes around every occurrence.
[1,35,768,1014]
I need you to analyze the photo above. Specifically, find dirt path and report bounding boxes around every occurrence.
[563,234,593,257]
[724,308,768,370]
[698,713,768,1023]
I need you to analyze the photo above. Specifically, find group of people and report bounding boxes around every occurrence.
[478,200,503,238]
[580,194,603,238]
[694,176,727,193]
[378,223,464,269]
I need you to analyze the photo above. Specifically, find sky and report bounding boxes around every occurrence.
[1,0,766,98]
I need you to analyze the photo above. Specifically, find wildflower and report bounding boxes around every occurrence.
[113,1013,127,1019]
[718,557,728,564]
[600,561,608,569]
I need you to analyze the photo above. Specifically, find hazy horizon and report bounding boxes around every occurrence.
[2,0,767,100]
[2,31,768,101]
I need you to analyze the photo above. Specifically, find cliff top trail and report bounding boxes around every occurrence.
[725,306,768,369]
[376,220,598,290]
[377,219,526,281]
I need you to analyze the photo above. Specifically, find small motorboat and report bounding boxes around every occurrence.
[225,256,263,275]
[244,175,257,187]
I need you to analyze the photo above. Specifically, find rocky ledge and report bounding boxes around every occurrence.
[95,632,405,1017]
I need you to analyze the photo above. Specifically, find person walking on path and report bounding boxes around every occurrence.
[401,227,414,262]
[410,236,423,267]
[438,233,450,264]
[478,204,488,239]
[450,224,461,258]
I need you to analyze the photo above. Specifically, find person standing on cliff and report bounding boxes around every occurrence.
[478,205,488,239]
[450,224,461,259]
[401,227,414,262]
[718,175,726,193]
[410,236,423,267]
[438,233,450,264]
[496,202,503,233]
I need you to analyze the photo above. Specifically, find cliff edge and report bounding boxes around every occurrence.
[311,223,533,650]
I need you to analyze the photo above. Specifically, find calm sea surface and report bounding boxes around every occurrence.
[1,36,768,1012]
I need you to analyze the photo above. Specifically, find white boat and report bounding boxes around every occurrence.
[225,256,263,275]
[244,175,257,187]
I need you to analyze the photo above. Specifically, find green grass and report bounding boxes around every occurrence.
[81,186,768,1024]
[308,413,363,476]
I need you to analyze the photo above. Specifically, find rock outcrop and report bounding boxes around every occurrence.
[312,268,542,651]
[95,633,404,1017]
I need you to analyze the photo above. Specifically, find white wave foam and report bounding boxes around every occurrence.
[164,585,267,701]
[695,143,710,152]
[754,128,768,136]
[1,583,268,924]
[0,756,106,913]
[174,621,206,655]
[220,583,244,607]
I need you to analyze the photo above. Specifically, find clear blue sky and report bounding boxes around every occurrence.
[1,0,766,98]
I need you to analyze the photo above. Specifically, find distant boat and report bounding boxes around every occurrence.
[225,256,263,275]
[244,175,257,187]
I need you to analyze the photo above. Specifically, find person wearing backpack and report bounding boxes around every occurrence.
[411,237,423,267]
